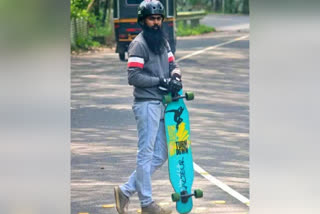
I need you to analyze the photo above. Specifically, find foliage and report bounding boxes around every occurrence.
[71,0,113,50]
[89,19,112,37]
[176,21,215,37]
[75,35,100,50]
[71,0,91,19]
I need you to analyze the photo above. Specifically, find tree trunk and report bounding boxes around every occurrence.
[102,0,109,26]
[215,0,221,12]
[87,0,96,12]
[242,0,249,14]
[211,0,215,11]
[94,0,100,21]
[108,0,115,42]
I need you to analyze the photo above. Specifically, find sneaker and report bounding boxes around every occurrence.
[114,186,130,214]
[141,202,172,214]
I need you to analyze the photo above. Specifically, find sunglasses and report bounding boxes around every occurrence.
[147,16,163,21]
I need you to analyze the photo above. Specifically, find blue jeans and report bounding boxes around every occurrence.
[120,100,168,207]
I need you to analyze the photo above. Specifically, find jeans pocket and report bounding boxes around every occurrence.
[148,101,161,105]
[132,102,146,120]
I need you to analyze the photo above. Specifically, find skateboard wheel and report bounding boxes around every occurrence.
[163,94,172,104]
[171,193,180,202]
[185,92,194,101]
[194,189,203,198]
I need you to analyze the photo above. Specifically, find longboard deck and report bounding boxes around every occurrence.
[164,90,194,214]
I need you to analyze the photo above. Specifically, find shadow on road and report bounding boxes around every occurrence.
[71,34,249,214]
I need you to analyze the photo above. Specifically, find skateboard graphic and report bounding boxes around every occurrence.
[163,90,203,214]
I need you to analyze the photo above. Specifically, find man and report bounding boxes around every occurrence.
[114,0,182,214]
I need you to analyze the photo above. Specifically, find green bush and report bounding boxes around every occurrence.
[74,36,99,50]
[71,0,113,50]
[176,21,215,36]
[89,18,113,37]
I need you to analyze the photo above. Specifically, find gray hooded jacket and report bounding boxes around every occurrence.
[127,32,180,101]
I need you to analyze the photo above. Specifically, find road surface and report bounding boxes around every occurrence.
[71,30,249,214]
[201,14,249,32]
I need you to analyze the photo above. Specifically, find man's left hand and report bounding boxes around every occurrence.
[169,73,182,93]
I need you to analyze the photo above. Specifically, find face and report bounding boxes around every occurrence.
[145,15,163,29]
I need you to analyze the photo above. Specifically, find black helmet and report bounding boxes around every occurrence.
[137,0,165,26]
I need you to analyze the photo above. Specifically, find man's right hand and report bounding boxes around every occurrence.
[159,77,182,93]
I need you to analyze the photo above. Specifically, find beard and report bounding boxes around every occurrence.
[142,24,167,55]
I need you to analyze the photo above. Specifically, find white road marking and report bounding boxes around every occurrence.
[176,35,249,63]
[193,162,250,206]
[176,34,250,206]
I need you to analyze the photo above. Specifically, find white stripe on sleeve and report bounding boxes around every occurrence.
[168,52,174,58]
[128,57,144,64]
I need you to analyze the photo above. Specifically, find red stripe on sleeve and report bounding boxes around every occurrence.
[128,62,144,68]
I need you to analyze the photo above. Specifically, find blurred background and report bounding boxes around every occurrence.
[2,0,320,213]
[70,0,249,52]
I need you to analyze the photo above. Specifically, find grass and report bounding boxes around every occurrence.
[176,21,216,37]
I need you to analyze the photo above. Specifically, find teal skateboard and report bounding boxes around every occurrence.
[163,90,203,214]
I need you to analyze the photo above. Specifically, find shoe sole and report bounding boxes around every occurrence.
[114,186,123,214]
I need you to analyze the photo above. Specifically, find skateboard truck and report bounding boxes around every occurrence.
[163,91,194,104]
[171,189,203,203]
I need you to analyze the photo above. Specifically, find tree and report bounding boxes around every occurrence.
[101,0,109,26]
[242,0,249,14]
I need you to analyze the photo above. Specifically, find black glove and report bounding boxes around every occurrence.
[170,73,182,93]
[159,77,182,93]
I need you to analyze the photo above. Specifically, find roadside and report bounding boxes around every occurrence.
[201,14,249,32]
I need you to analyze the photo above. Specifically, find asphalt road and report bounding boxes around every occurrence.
[71,30,249,214]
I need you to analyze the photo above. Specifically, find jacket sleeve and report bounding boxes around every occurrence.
[127,41,160,88]
[167,42,181,78]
